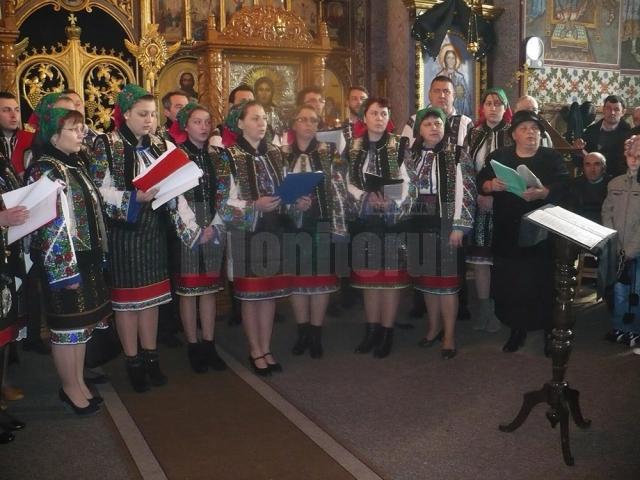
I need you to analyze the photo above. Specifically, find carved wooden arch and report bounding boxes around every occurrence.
[194,5,333,127]
[13,0,136,40]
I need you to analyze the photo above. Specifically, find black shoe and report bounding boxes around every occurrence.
[88,396,103,407]
[188,343,208,374]
[203,340,227,371]
[84,373,109,385]
[417,330,444,348]
[502,329,527,353]
[604,329,625,343]
[441,348,457,360]
[22,339,51,355]
[0,428,14,444]
[248,355,271,376]
[309,325,323,359]
[142,350,168,386]
[292,323,311,356]
[274,312,285,323]
[58,389,100,416]
[355,323,381,354]
[373,327,394,358]
[0,411,25,431]
[125,356,150,393]
[264,352,283,373]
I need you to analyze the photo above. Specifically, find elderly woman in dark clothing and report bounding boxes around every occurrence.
[478,110,569,353]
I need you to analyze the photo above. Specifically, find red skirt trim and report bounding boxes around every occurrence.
[290,275,339,289]
[351,269,410,285]
[111,279,172,303]
[234,275,291,294]
[175,273,221,288]
[413,275,462,289]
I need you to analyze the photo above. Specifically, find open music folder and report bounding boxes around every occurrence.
[523,204,617,252]
[1,176,64,245]
[132,146,203,210]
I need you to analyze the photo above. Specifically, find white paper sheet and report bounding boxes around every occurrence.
[2,176,63,244]
[526,205,616,250]
[150,162,203,210]
[316,130,346,155]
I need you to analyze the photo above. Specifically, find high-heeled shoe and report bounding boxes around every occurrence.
[417,330,444,348]
[0,428,14,444]
[441,348,457,360]
[88,396,104,406]
[355,323,381,354]
[373,327,394,358]
[264,352,283,373]
[248,355,271,376]
[502,329,527,353]
[58,389,99,416]
[0,411,25,431]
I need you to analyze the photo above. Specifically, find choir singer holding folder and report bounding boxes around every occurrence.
[91,85,201,393]
[478,110,569,354]
[217,100,305,376]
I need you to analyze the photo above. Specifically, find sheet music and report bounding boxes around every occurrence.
[516,164,542,188]
[526,205,616,250]
[150,162,203,210]
[383,183,403,201]
[2,176,63,244]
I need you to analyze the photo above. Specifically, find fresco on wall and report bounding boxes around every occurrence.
[621,0,640,70]
[155,0,184,41]
[525,0,621,67]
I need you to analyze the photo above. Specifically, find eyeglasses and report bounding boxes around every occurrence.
[294,117,319,125]
[62,125,89,136]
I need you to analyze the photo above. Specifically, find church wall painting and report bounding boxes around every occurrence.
[154,0,184,42]
[524,1,640,106]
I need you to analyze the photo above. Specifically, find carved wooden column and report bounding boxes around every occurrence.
[196,15,225,127]
[387,0,412,128]
[0,2,21,95]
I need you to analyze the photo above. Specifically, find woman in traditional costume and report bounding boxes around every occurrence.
[173,103,227,373]
[90,84,200,392]
[407,107,476,359]
[281,104,348,358]
[464,88,513,333]
[217,100,294,375]
[347,97,411,358]
[28,108,111,414]
[478,110,569,353]
[0,153,28,438]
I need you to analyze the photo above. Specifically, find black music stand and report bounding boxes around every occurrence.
[497,206,615,465]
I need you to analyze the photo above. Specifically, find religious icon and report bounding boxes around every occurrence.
[192,0,220,40]
[435,44,472,118]
[155,0,184,41]
[178,71,198,99]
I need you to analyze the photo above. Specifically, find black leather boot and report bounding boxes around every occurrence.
[187,342,208,374]
[373,327,394,358]
[355,323,380,354]
[292,323,311,355]
[309,325,323,359]
[142,349,168,386]
[125,355,150,393]
[502,329,527,353]
[203,340,227,371]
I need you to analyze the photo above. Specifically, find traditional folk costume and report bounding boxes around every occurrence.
[281,139,348,295]
[478,144,568,332]
[346,132,411,289]
[0,156,24,347]
[217,135,292,300]
[406,109,476,295]
[91,126,200,311]
[175,138,225,296]
[27,113,111,344]
[464,119,512,265]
